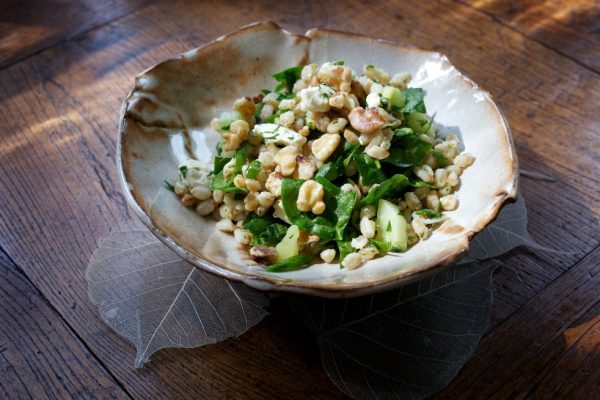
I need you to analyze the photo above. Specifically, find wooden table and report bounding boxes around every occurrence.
[1,0,599,398]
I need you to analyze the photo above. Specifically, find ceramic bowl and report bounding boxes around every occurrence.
[118,22,518,298]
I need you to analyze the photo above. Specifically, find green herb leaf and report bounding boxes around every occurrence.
[216,139,226,155]
[384,131,433,168]
[360,174,410,206]
[337,241,354,263]
[414,209,443,219]
[272,66,302,94]
[314,177,357,240]
[315,142,360,181]
[409,179,439,189]
[246,160,262,179]
[164,180,175,192]
[354,153,387,185]
[210,143,248,194]
[243,213,288,246]
[400,88,426,113]
[277,92,296,101]
[280,179,337,240]
[233,142,249,176]
[209,170,247,194]
[392,127,415,141]
[314,162,339,181]
[254,102,265,122]
[266,253,312,272]
[432,150,449,167]
[333,60,345,66]
[369,239,392,253]
[213,156,230,175]
[179,165,188,180]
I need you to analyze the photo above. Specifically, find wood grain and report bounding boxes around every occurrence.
[0,250,128,400]
[0,0,598,398]
[434,247,600,399]
[530,299,600,399]
[459,0,600,73]
[0,0,152,69]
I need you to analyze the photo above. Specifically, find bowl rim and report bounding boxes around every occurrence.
[117,21,518,298]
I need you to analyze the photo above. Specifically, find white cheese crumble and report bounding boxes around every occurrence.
[252,123,307,148]
[298,84,335,112]
[179,159,212,188]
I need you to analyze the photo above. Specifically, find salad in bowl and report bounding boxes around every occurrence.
[119,22,517,296]
[168,61,474,272]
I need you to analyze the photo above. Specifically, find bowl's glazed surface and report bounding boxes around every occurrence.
[118,22,518,298]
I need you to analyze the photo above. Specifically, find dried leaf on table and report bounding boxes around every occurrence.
[288,260,500,400]
[85,219,269,367]
[459,193,565,264]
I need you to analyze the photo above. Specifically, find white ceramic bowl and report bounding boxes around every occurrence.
[118,22,518,298]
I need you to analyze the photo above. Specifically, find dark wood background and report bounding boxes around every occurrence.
[1,0,599,398]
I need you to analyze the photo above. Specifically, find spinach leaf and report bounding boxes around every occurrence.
[401,88,426,113]
[273,66,302,94]
[233,142,249,175]
[433,150,449,167]
[216,139,226,155]
[360,174,410,206]
[210,142,249,193]
[385,131,432,168]
[243,213,288,246]
[369,239,392,253]
[243,212,275,234]
[254,102,265,122]
[354,153,387,185]
[314,177,357,240]
[391,127,414,143]
[410,179,438,189]
[337,241,354,263]
[280,179,337,240]
[266,253,312,272]
[277,92,296,101]
[314,162,339,181]
[209,171,247,194]
[315,143,360,181]
[213,156,230,175]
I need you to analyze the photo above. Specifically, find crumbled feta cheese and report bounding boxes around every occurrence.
[179,159,212,188]
[252,123,307,148]
[272,199,290,224]
[365,92,382,108]
[298,85,335,112]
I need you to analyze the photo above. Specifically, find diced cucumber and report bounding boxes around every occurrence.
[376,199,407,251]
[382,86,406,108]
[275,225,300,261]
[406,112,436,136]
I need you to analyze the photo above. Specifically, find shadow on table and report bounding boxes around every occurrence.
[435,139,600,398]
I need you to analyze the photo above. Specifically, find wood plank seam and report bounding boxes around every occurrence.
[521,297,600,398]
[0,246,135,400]
[0,0,156,73]
[488,243,600,334]
[0,1,596,397]
[435,245,600,397]
[453,0,600,76]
